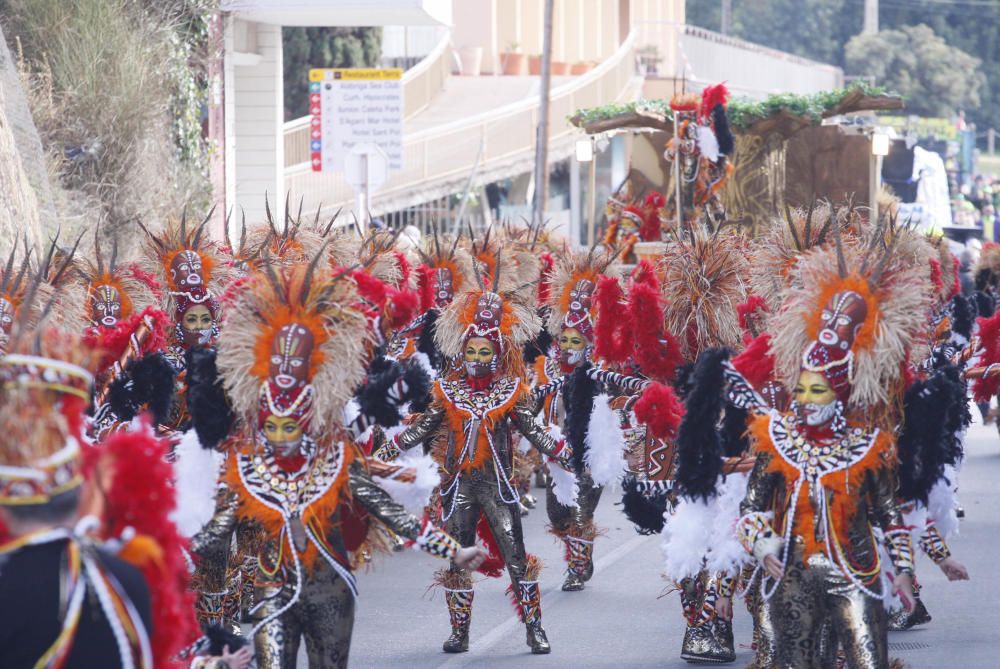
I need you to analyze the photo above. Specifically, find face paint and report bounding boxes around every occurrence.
[793,370,839,427]
[90,284,123,329]
[558,327,588,367]
[268,323,315,391]
[170,250,204,292]
[262,415,305,457]
[464,336,495,378]
[181,304,214,348]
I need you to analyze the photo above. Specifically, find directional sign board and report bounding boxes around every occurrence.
[309,68,404,173]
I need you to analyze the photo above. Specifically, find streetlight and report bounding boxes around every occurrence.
[576,137,597,246]
[870,131,890,225]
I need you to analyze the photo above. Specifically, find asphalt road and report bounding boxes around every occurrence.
[333,414,1000,668]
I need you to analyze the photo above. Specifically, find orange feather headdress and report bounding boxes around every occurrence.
[216,252,370,440]
[546,246,621,341]
[769,218,931,412]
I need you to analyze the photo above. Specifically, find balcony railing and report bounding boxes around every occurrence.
[284,29,640,217]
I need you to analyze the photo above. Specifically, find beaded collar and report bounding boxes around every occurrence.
[438,376,520,419]
[768,411,877,482]
[236,442,344,516]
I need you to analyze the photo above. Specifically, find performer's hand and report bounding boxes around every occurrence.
[715,596,733,621]
[454,546,487,571]
[893,573,916,613]
[220,644,253,669]
[763,553,784,580]
[939,556,970,581]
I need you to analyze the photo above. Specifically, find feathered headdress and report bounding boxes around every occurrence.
[434,251,541,378]
[546,246,620,341]
[81,226,159,331]
[0,315,95,505]
[770,219,931,411]
[415,228,470,312]
[227,199,328,273]
[974,242,1000,294]
[216,254,370,440]
[138,208,229,321]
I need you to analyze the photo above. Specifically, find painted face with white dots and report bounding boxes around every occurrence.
[269,323,315,391]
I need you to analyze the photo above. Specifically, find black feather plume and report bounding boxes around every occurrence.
[712,104,734,157]
[897,370,960,504]
[975,290,996,318]
[402,358,432,413]
[185,347,234,450]
[618,474,668,534]
[128,353,176,426]
[950,294,975,342]
[562,362,597,474]
[522,327,553,366]
[719,405,749,458]
[415,308,444,371]
[674,348,730,502]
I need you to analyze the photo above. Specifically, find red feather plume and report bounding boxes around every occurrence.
[101,422,198,667]
[634,381,685,440]
[731,333,775,390]
[973,311,1000,402]
[84,306,170,373]
[699,82,729,121]
[737,295,768,337]
[537,253,555,305]
[416,264,436,312]
[629,281,681,382]
[594,276,633,364]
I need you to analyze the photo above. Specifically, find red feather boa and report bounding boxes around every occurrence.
[537,253,555,305]
[731,333,775,390]
[699,82,729,120]
[737,295,768,340]
[84,307,170,373]
[629,281,681,382]
[974,311,1000,402]
[594,276,633,364]
[101,423,198,667]
[634,381,685,440]
[416,264,436,312]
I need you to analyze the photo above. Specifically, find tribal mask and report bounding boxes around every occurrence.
[0,297,15,351]
[464,336,496,378]
[269,323,315,391]
[435,267,455,308]
[170,250,204,294]
[89,284,126,329]
[817,290,868,351]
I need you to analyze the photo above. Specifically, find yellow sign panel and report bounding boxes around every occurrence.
[309,68,404,82]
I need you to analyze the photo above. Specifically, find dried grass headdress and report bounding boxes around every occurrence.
[80,226,158,328]
[228,198,329,273]
[770,218,931,411]
[216,254,370,440]
[435,249,541,378]
[546,246,620,340]
[138,208,229,320]
[660,228,748,360]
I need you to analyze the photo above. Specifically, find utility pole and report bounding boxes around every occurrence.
[863,0,878,34]
[721,0,732,35]
[532,0,554,229]
[989,128,996,156]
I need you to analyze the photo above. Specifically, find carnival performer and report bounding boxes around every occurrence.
[138,209,230,430]
[81,227,175,438]
[376,262,573,655]
[729,232,923,669]
[532,247,626,591]
[0,312,155,667]
[191,259,484,669]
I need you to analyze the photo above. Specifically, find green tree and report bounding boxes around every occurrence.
[845,24,984,118]
[686,0,861,67]
[282,27,382,120]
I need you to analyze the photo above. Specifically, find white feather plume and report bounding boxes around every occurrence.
[902,504,929,543]
[170,430,224,539]
[583,394,627,487]
[928,467,960,540]
[661,496,714,582]
[546,424,578,507]
[696,125,720,162]
[371,449,441,514]
[704,472,754,574]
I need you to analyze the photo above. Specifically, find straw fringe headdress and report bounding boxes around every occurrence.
[216,258,370,440]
